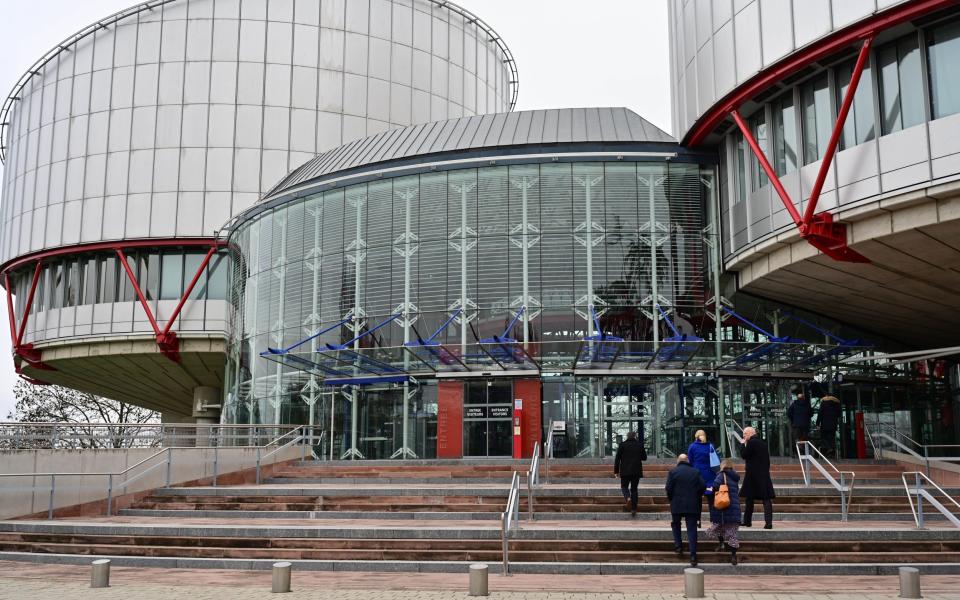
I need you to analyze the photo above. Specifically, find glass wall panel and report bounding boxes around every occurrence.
[835,58,875,149]
[878,34,924,134]
[750,112,768,189]
[928,18,960,120]
[801,74,831,164]
[160,253,183,300]
[773,93,798,176]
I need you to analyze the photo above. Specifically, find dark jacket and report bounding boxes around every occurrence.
[708,468,742,524]
[665,460,707,515]
[614,438,647,478]
[787,398,813,429]
[687,439,718,487]
[817,396,842,431]
[739,436,776,499]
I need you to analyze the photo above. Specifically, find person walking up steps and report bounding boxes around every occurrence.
[613,430,646,517]
[687,429,721,523]
[740,426,775,529]
[708,459,742,565]
[666,453,706,566]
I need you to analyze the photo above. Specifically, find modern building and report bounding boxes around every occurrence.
[1,0,958,461]
[0,0,517,421]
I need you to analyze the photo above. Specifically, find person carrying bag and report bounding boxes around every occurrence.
[707,459,741,565]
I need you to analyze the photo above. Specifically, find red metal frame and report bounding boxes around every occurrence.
[730,38,874,264]
[686,0,960,147]
[3,239,226,370]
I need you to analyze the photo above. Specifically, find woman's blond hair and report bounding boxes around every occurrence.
[720,458,735,471]
[694,429,706,442]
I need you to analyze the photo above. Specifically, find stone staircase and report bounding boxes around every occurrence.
[1,458,958,574]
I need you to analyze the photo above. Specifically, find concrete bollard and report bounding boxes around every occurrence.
[684,567,705,599]
[469,563,489,596]
[899,566,921,599]
[272,561,292,593]
[90,559,111,588]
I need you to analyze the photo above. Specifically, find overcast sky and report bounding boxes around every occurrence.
[0,0,672,420]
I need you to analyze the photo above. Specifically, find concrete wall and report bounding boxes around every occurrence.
[0,444,301,519]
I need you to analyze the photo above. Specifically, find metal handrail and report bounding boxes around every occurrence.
[0,428,305,519]
[527,442,541,520]
[796,441,856,522]
[902,471,960,529]
[500,470,521,576]
[868,424,960,475]
[543,428,555,483]
[724,419,745,455]
[256,426,306,484]
[0,422,303,450]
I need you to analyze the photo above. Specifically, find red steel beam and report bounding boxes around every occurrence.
[115,248,162,336]
[730,109,803,227]
[685,0,960,147]
[803,37,873,226]
[0,238,225,277]
[161,246,217,337]
[15,261,43,347]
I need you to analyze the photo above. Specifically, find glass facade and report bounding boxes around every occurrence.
[225,156,732,458]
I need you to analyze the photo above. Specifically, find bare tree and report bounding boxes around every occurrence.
[3,381,159,449]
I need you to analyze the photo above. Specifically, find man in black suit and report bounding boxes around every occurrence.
[614,430,647,517]
[665,453,706,566]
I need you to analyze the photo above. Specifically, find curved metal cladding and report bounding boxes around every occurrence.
[223,108,719,436]
[0,0,516,409]
[668,0,960,347]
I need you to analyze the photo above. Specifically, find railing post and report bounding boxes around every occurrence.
[48,474,55,519]
[256,447,262,485]
[165,448,172,487]
[213,445,219,487]
[839,472,848,522]
[924,447,930,477]
[915,473,925,529]
[527,470,534,520]
[106,474,113,517]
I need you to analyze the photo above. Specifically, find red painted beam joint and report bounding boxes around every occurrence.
[729,38,873,264]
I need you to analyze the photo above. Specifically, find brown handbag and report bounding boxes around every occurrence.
[713,472,731,510]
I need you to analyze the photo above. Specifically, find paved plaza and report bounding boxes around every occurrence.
[1,562,959,600]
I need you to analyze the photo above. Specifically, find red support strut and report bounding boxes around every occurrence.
[730,37,873,264]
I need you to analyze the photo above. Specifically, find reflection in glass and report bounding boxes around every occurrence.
[801,74,831,164]
[835,58,875,150]
[928,18,960,120]
[773,93,798,176]
[879,34,924,134]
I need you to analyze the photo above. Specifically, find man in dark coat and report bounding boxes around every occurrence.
[665,453,706,565]
[614,430,647,516]
[786,385,813,443]
[739,426,775,529]
[817,395,842,458]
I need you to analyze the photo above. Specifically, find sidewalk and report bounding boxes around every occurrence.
[0,562,958,600]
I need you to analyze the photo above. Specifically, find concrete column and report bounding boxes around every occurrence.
[192,386,221,446]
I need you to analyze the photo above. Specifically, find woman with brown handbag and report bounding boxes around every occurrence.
[707,458,742,565]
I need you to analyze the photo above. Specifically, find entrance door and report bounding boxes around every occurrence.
[463,380,513,457]
[598,378,657,458]
[725,378,793,457]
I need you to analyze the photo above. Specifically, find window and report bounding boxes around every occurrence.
[927,19,960,119]
[801,74,832,164]
[206,253,229,300]
[773,93,799,175]
[64,260,81,307]
[160,253,183,300]
[50,262,65,309]
[82,257,98,305]
[750,112,769,189]
[118,255,136,302]
[733,133,747,205]
[99,256,117,303]
[835,58,876,149]
[185,253,205,300]
[878,34,925,134]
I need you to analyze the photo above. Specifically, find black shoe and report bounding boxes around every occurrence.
[717,543,725,552]
[741,522,752,527]
[763,524,772,530]
[631,509,637,518]
[690,556,698,567]
[675,547,683,558]
[730,552,738,566]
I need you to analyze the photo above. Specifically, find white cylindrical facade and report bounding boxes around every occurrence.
[0,0,514,342]
[0,0,516,411]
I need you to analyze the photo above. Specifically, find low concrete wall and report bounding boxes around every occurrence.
[887,450,960,486]
[0,445,301,520]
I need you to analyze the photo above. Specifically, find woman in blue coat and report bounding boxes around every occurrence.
[687,429,719,520]
[708,459,742,565]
